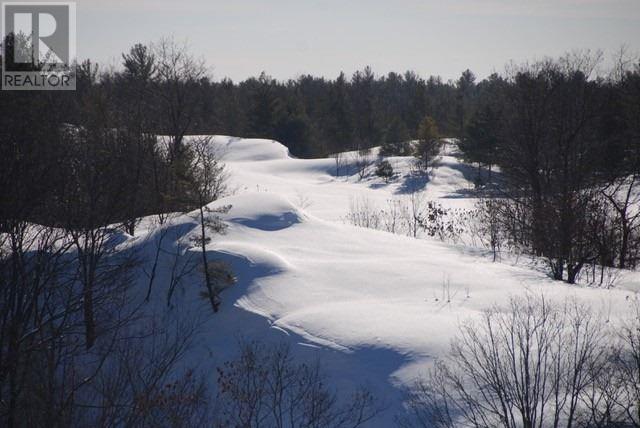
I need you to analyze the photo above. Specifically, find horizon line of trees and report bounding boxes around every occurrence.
[5,35,480,158]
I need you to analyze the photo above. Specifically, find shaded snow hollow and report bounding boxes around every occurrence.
[130,135,640,426]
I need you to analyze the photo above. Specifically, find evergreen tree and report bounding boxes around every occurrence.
[460,102,500,183]
[415,116,441,169]
[325,72,355,154]
[375,160,395,182]
[381,117,410,156]
[456,69,477,136]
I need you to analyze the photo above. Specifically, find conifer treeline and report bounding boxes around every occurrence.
[94,41,476,158]
[160,66,469,158]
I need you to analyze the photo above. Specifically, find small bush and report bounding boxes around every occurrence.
[380,140,411,156]
[375,160,395,182]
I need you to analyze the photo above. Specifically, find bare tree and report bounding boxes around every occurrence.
[189,137,235,312]
[152,37,208,160]
[382,198,403,234]
[405,190,427,238]
[75,315,211,428]
[0,221,142,427]
[609,300,640,427]
[331,152,345,178]
[215,341,382,428]
[601,174,640,269]
[473,198,504,261]
[351,148,373,181]
[401,295,611,428]
[491,53,606,283]
[346,196,381,230]
[0,223,74,427]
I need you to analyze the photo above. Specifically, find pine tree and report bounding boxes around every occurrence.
[381,117,410,156]
[375,160,394,183]
[415,116,440,169]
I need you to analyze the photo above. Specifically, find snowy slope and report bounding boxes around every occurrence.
[217,136,475,221]
[131,136,640,426]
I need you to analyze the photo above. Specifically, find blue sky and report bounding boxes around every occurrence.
[77,0,640,81]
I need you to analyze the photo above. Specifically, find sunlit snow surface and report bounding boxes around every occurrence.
[130,135,640,426]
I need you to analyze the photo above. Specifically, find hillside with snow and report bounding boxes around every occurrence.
[128,136,640,426]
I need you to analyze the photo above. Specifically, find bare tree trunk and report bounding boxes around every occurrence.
[83,281,96,349]
[199,204,218,312]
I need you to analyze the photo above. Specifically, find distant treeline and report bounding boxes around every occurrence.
[201,67,466,157]
[2,37,471,158]
[5,38,639,165]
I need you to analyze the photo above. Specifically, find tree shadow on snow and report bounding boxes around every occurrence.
[395,171,429,194]
[369,182,390,190]
[231,212,301,231]
[438,156,505,200]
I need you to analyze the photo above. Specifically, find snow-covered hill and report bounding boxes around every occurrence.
[130,136,640,426]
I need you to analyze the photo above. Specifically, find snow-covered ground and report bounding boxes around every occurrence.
[129,136,640,426]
